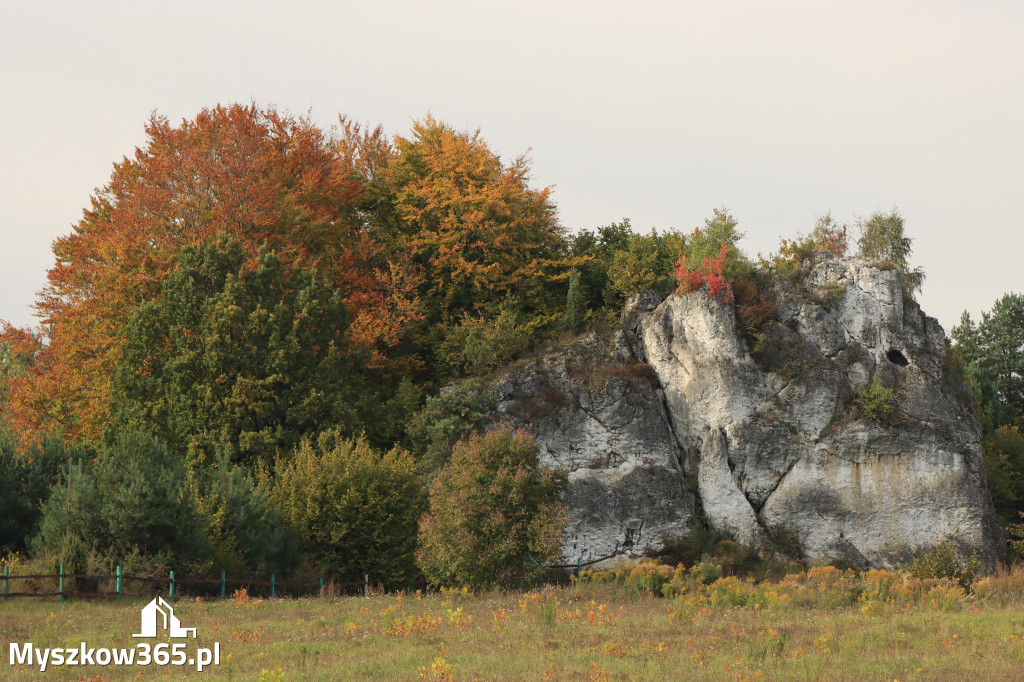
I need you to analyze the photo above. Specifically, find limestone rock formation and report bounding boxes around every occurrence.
[492,254,1004,570]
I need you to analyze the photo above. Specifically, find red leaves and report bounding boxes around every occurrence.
[674,242,734,304]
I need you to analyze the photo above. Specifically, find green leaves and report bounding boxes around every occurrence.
[416,428,568,589]
[856,209,925,298]
[273,432,424,587]
[856,380,896,425]
[110,235,363,468]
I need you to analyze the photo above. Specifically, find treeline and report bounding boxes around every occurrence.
[1,103,1018,587]
[951,297,1024,555]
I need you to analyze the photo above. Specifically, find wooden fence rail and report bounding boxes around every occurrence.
[2,554,606,603]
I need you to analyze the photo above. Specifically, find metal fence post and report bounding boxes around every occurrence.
[319,576,324,599]
[577,557,582,579]
[221,570,226,600]
[270,573,276,599]
[59,564,64,603]
[3,565,8,601]
[169,570,175,601]
[364,574,369,598]
[116,566,122,601]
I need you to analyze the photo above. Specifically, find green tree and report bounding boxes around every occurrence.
[189,460,298,576]
[952,294,1024,429]
[683,207,745,265]
[605,229,684,305]
[408,379,494,483]
[110,235,364,467]
[416,428,568,589]
[856,209,925,297]
[564,268,586,333]
[0,431,89,555]
[273,432,424,587]
[981,426,1024,521]
[32,431,207,568]
[569,219,633,313]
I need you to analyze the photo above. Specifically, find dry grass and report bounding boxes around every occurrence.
[3,565,1024,680]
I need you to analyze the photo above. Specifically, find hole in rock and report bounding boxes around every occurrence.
[886,349,909,366]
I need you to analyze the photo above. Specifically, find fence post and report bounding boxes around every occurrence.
[577,557,582,579]
[270,573,276,599]
[3,564,8,601]
[364,574,369,598]
[220,570,226,600]
[116,566,122,601]
[169,570,175,601]
[59,564,64,603]
[319,576,324,599]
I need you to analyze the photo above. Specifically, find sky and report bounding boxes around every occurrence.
[1,0,1021,333]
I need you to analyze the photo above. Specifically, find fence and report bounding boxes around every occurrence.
[1,565,357,603]
[1,552,621,603]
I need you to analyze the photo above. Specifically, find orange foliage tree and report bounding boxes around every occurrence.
[382,115,570,325]
[5,105,422,445]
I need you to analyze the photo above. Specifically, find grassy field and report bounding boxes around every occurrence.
[3,564,1024,681]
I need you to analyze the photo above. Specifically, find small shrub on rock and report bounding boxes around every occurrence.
[857,380,895,424]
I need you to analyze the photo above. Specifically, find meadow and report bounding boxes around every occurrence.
[3,561,1024,681]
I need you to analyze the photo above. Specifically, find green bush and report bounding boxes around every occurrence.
[857,380,895,424]
[190,460,297,576]
[408,379,494,483]
[274,432,424,587]
[437,302,532,377]
[905,542,981,589]
[605,230,682,303]
[416,428,568,589]
[32,431,207,569]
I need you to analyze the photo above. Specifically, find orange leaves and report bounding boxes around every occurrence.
[3,105,427,444]
[384,115,564,319]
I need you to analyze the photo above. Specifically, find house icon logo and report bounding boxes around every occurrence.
[133,596,197,638]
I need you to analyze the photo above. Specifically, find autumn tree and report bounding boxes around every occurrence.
[109,236,363,468]
[382,115,570,327]
[5,104,421,445]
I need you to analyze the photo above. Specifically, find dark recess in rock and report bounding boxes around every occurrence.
[887,349,909,366]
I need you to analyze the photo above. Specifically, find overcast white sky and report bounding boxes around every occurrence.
[1,0,1021,332]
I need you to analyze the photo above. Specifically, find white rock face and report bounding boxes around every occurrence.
[491,255,1002,569]
[629,255,1002,569]
[492,331,694,562]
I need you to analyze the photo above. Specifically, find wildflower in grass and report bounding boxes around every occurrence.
[603,641,627,658]
[418,647,454,681]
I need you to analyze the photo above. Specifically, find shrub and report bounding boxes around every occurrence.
[190,460,297,576]
[675,242,734,303]
[417,428,568,589]
[32,431,207,569]
[905,542,982,589]
[274,432,424,587]
[606,230,682,303]
[857,380,895,424]
[0,431,90,555]
[437,302,532,377]
[1007,512,1024,554]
